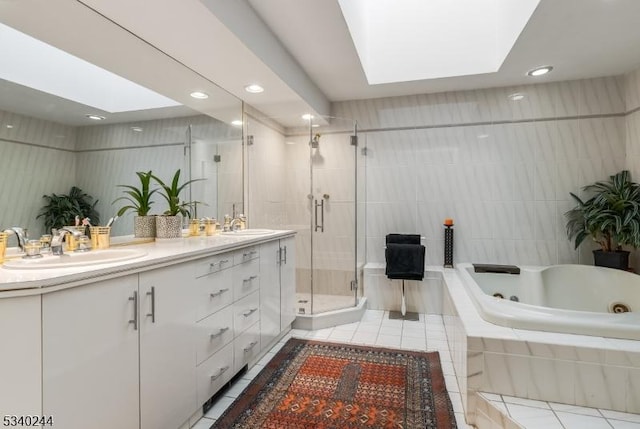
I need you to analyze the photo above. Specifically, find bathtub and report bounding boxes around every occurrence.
[457,263,640,340]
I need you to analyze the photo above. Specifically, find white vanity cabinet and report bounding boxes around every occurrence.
[259,236,296,349]
[0,295,42,418]
[2,232,296,429]
[139,264,197,429]
[42,265,197,429]
[279,236,296,328]
[42,275,140,429]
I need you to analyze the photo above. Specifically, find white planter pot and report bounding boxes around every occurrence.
[155,216,182,239]
[134,216,156,238]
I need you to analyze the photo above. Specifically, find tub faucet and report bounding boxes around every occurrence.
[3,227,27,252]
[51,227,83,256]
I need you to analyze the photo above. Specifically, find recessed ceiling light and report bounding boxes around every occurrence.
[311,124,320,128]
[131,127,143,132]
[302,114,314,120]
[85,114,105,121]
[6,124,13,129]
[477,134,490,139]
[285,141,296,145]
[527,65,553,77]
[190,91,209,99]
[244,84,264,94]
[231,120,243,126]
[508,92,525,101]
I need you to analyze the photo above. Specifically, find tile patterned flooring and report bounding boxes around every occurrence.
[192,310,640,429]
[480,392,640,429]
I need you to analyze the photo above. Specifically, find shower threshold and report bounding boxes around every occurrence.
[292,296,367,331]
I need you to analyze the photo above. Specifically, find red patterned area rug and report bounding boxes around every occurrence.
[211,338,457,429]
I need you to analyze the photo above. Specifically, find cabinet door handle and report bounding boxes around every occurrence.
[243,275,258,284]
[210,288,229,298]
[146,286,156,323]
[243,341,258,353]
[276,247,282,265]
[210,365,229,381]
[242,308,258,317]
[219,259,229,267]
[210,327,230,339]
[283,245,288,264]
[128,291,138,330]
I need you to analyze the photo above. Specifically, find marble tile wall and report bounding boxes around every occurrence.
[0,109,76,236]
[333,76,630,266]
[363,264,443,314]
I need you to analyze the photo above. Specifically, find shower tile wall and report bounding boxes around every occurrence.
[0,109,76,236]
[333,76,629,266]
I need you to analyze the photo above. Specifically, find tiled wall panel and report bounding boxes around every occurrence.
[334,76,630,266]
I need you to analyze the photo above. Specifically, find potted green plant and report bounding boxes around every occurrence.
[113,171,158,238]
[565,170,640,270]
[37,186,100,234]
[151,169,202,238]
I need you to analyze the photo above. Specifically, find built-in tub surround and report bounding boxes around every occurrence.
[458,263,639,340]
[441,267,640,426]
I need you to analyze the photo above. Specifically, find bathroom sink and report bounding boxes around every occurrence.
[221,229,276,236]
[2,248,147,269]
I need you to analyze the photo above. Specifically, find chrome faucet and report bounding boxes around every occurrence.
[229,218,242,231]
[51,227,83,256]
[229,215,246,231]
[3,227,27,252]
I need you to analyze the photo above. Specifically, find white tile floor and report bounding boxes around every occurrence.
[194,309,471,428]
[480,392,640,429]
[191,310,640,429]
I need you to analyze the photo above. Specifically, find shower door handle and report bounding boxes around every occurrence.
[314,199,324,232]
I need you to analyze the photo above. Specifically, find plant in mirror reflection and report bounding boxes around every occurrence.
[37,186,100,232]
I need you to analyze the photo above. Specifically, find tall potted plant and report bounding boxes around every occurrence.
[113,171,158,238]
[565,170,640,270]
[151,169,201,238]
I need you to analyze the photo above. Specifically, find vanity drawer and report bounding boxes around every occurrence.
[233,322,260,373]
[195,267,233,321]
[232,257,260,301]
[195,305,234,365]
[193,253,232,279]
[233,246,259,265]
[197,342,234,406]
[233,291,260,336]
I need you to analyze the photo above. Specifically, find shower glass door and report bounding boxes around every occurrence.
[302,116,359,314]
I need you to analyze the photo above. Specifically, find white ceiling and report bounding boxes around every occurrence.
[247,0,640,101]
[2,0,640,128]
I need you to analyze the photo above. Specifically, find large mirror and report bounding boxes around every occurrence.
[0,7,243,239]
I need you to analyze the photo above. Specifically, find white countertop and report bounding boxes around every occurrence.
[0,230,295,296]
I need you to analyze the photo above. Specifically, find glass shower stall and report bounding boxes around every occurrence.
[246,114,364,315]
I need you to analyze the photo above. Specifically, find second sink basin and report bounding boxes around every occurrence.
[2,248,147,269]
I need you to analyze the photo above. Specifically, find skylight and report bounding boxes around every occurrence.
[0,23,180,113]
[338,0,541,85]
